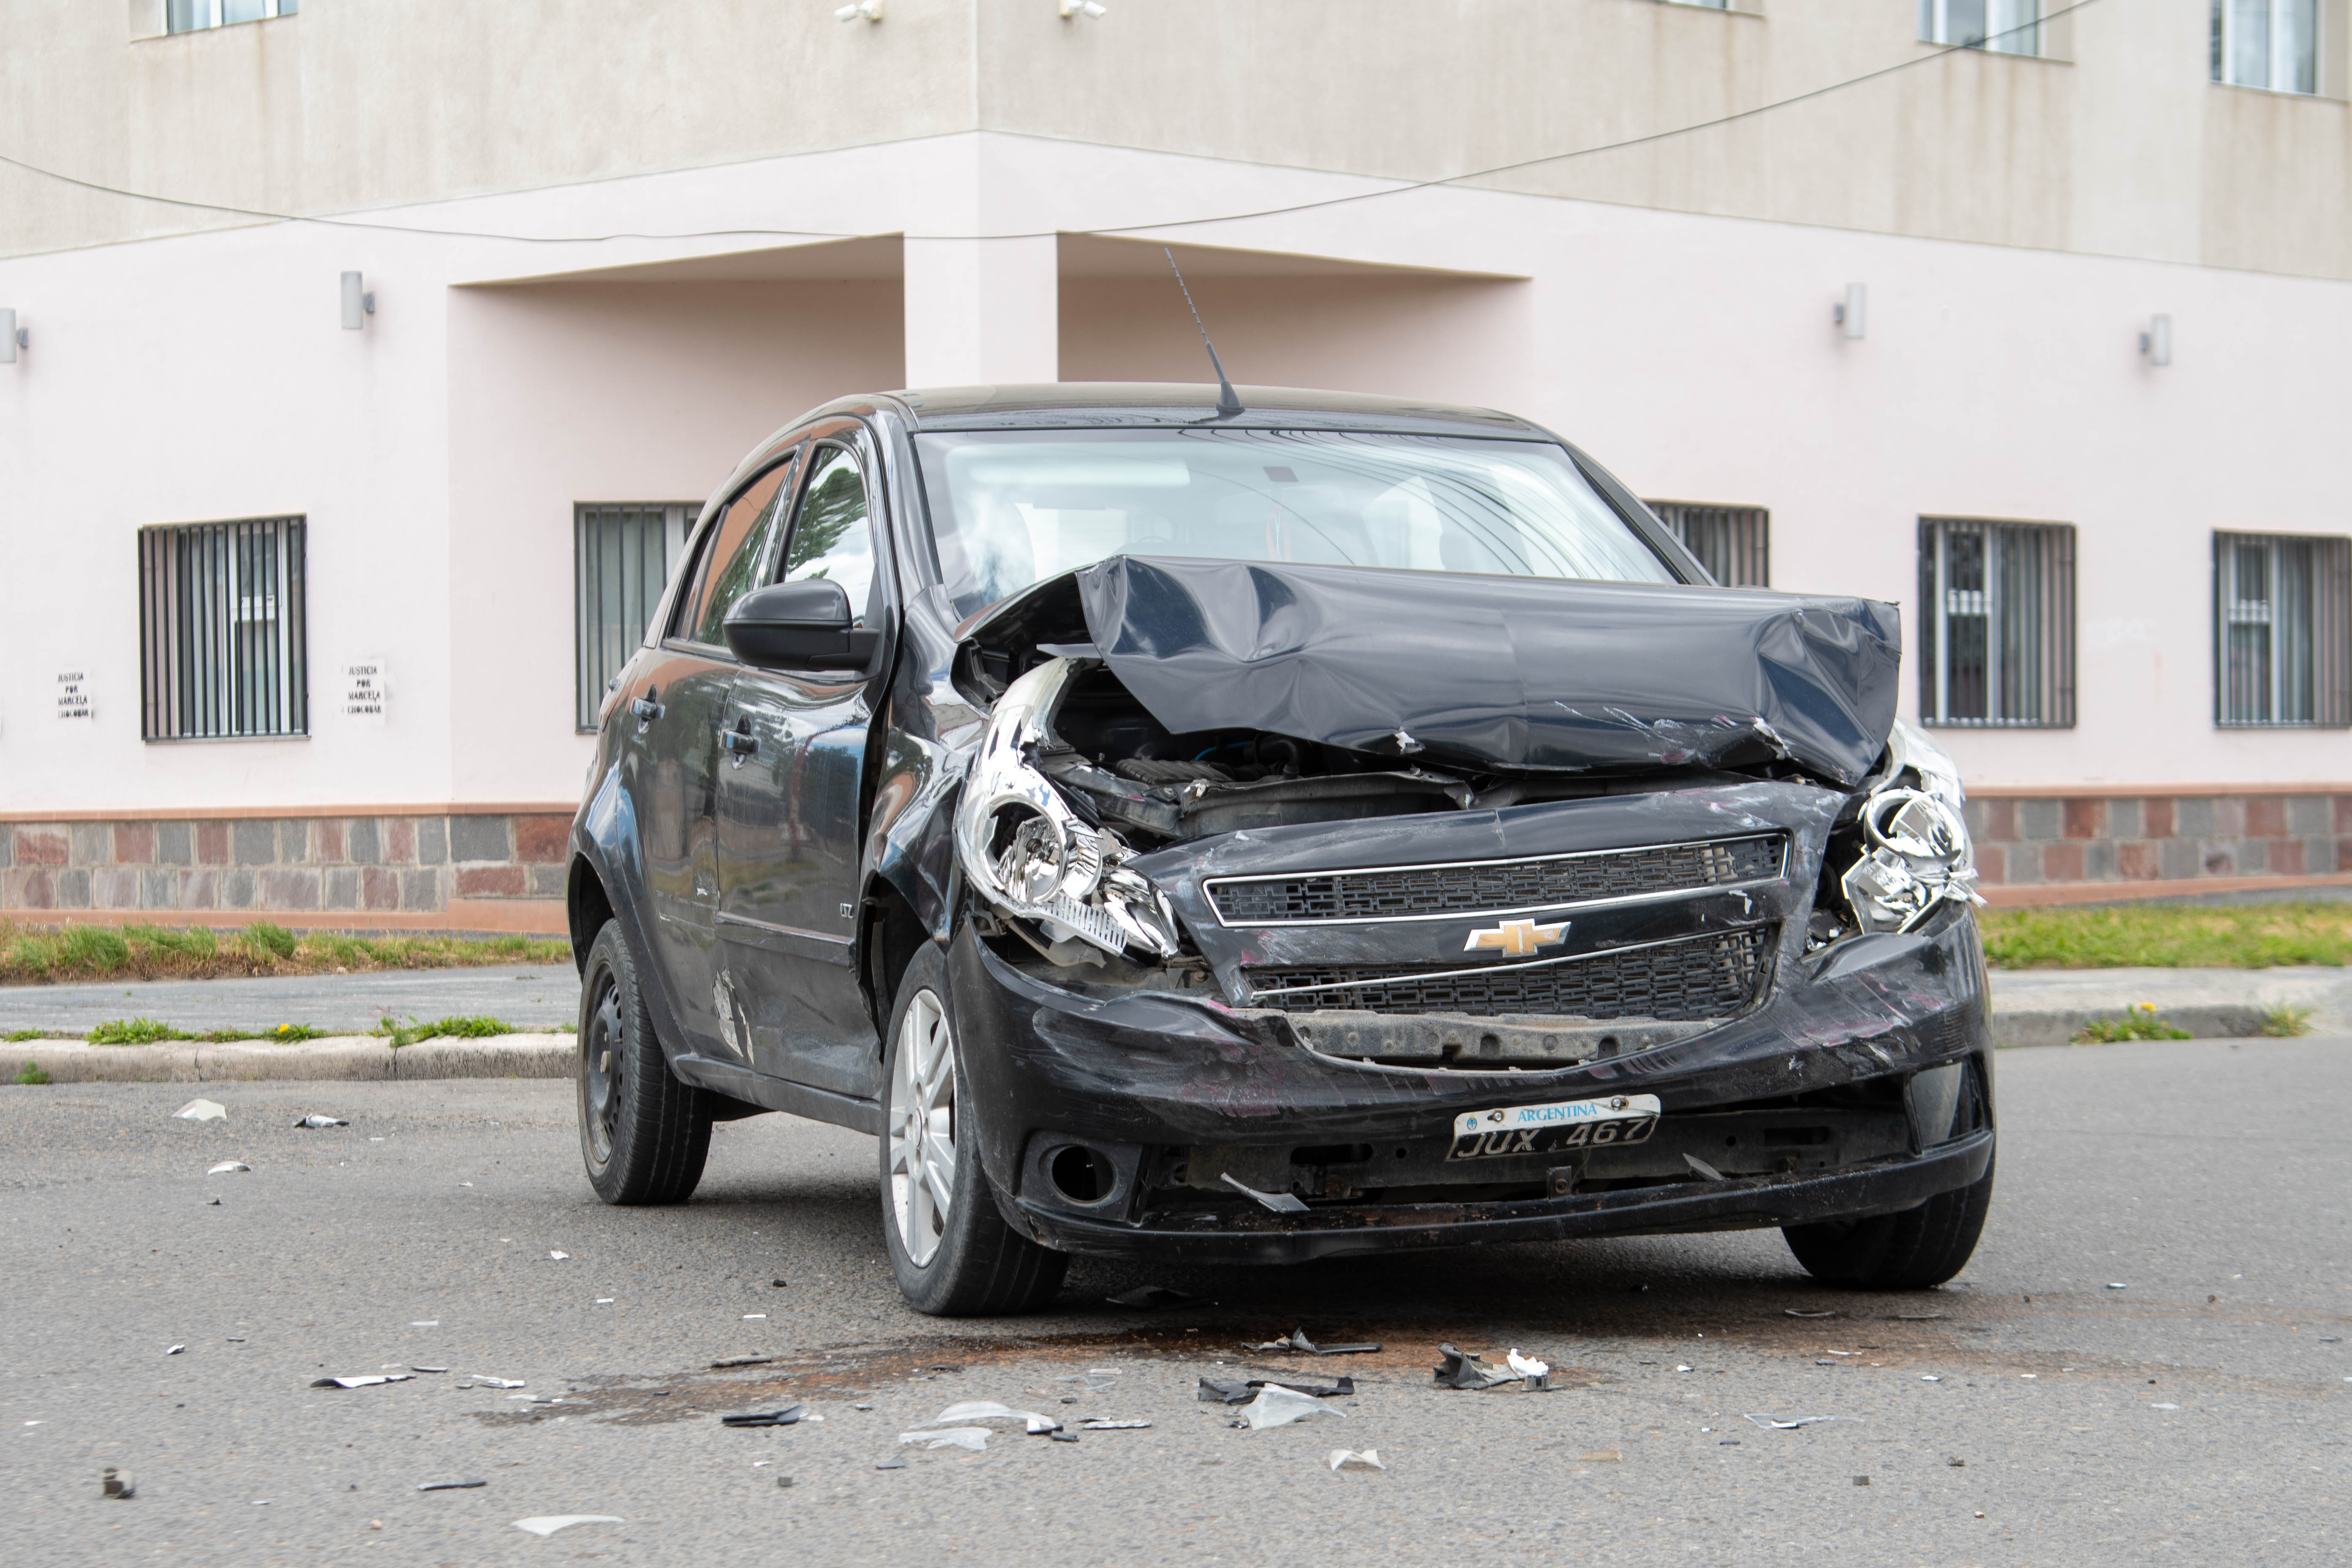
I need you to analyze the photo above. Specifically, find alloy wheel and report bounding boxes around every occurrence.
[887,988,957,1266]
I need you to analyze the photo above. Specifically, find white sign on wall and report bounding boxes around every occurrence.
[55,670,93,723]
[340,658,388,725]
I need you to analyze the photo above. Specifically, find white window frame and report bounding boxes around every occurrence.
[166,0,297,35]
[2211,0,2322,95]
[1919,0,2044,57]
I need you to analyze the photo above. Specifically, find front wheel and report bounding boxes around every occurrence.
[577,921,712,1205]
[878,943,1067,1316]
[1783,1155,1994,1291]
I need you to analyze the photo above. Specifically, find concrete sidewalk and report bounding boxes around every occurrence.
[5,963,2348,1081]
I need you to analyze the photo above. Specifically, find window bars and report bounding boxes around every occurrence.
[2213,531,2352,727]
[138,517,309,741]
[576,503,693,730]
[1648,502,1769,588]
[1917,517,2075,728]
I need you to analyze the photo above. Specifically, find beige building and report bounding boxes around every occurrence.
[3,0,2350,931]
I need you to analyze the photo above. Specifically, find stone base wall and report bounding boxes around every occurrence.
[1,808,572,925]
[1965,791,2352,896]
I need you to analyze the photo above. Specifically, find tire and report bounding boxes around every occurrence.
[878,942,1068,1317]
[1783,1155,1994,1291]
[577,920,712,1205]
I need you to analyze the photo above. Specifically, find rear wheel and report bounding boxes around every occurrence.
[577,921,712,1205]
[878,943,1067,1316]
[1783,1156,1994,1291]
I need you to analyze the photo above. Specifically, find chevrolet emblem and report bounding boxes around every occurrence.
[1463,918,1568,956]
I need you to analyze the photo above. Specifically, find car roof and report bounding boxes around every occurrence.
[852,383,1544,437]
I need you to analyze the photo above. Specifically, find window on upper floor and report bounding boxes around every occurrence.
[167,0,297,34]
[1918,517,2075,728]
[2213,531,2351,727]
[1919,0,2042,57]
[2211,0,2320,95]
[1646,501,1769,588]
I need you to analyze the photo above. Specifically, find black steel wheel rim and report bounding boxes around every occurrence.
[582,969,625,1164]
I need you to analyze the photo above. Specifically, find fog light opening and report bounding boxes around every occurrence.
[1047,1144,1117,1206]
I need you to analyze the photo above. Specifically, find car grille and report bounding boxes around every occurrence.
[1206,834,1784,926]
[1244,928,1774,1020]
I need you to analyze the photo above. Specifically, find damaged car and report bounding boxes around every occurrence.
[565,384,1992,1315]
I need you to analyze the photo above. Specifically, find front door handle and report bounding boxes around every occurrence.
[720,724,759,760]
[631,689,662,726]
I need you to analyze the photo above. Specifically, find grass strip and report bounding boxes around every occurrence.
[1980,902,2352,969]
[374,1014,518,1049]
[0,920,569,986]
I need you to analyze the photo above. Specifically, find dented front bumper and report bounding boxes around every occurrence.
[946,903,1995,1265]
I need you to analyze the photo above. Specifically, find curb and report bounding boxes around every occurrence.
[5,1034,573,1084]
[1990,1005,2274,1049]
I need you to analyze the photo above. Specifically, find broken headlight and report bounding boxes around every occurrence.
[953,657,1182,961]
[1837,720,1983,936]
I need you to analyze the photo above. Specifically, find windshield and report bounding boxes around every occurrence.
[913,428,1678,619]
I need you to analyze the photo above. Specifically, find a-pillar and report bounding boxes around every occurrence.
[902,235,1059,389]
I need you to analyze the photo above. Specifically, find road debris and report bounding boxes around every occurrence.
[1888,1312,1944,1321]
[1079,1419,1152,1430]
[512,1516,624,1538]
[291,1114,347,1129]
[1507,1350,1549,1379]
[1050,1431,1080,1443]
[918,1400,1062,1434]
[1220,1172,1310,1214]
[1108,1285,1197,1309]
[1433,1344,1520,1390]
[1785,1309,1839,1319]
[417,1479,487,1491]
[1328,1449,1386,1472]
[102,1469,135,1500]
[1743,1414,1862,1429]
[874,1456,907,1470]
[721,1405,808,1428]
[549,1251,570,1260]
[1578,1449,1622,1463]
[467,1377,525,1389]
[900,1427,990,1451]
[411,1366,448,1374]
[1239,1383,1349,1430]
[1199,1375,1355,1404]
[1922,1375,1943,1383]
[2108,1282,2128,1290]
[1854,1475,1870,1486]
[173,1100,226,1122]
[207,1162,250,1175]
[710,1356,776,1369]
[164,1345,184,1356]
[312,1374,414,1389]
[1238,1328,1380,1355]
[1948,1457,1966,1467]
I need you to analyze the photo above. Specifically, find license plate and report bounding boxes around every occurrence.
[1447,1093,1663,1161]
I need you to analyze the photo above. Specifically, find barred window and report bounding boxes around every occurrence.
[2213,531,2352,727]
[1647,501,1768,587]
[138,517,309,741]
[576,503,693,730]
[1917,517,2075,728]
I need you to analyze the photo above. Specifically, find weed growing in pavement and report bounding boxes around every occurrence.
[14,1060,51,1085]
[1980,902,2352,969]
[87,1017,194,1045]
[374,1014,517,1049]
[4,1029,47,1043]
[2259,1002,2316,1037]
[2073,1003,2194,1044]
[0,917,570,986]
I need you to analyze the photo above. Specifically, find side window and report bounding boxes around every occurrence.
[673,457,797,646]
[780,444,878,626]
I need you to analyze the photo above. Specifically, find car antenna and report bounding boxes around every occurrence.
[1164,246,1244,419]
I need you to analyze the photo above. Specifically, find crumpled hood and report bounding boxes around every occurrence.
[973,556,1902,786]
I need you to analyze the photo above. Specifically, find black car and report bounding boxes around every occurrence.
[566,384,1993,1316]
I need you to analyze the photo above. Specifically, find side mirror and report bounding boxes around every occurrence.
[722,580,880,672]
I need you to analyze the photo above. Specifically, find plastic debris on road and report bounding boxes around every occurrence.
[411,1366,448,1374]
[721,1405,808,1428]
[1785,1309,1839,1319]
[165,1345,185,1356]
[1240,1383,1349,1430]
[291,1114,348,1129]
[709,1356,775,1369]
[549,1251,570,1260]
[312,1374,415,1389]
[1328,1449,1386,1472]
[102,1469,136,1500]
[207,1162,250,1175]
[1506,1350,1549,1379]
[1432,1344,1520,1390]
[874,1455,907,1470]
[899,1427,990,1451]
[466,1377,525,1389]
[512,1516,624,1538]
[2108,1282,2128,1290]
[1220,1173,1310,1214]
[917,1400,1062,1435]
[1244,1328,1380,1356]
[1199,1375,1354,1404]
[417,1479,487,1491]
[173,1100,226,1122]
[1078,1419,1151,1430]
[1578,1449,1622,1463]
[1107,1285,1197,1309]
[1742,1413,1862,1429]
[1050,1430,1080,1443]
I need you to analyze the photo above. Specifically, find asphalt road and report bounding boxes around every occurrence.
[0,965,580,1036]
[3,1038,2347,1566]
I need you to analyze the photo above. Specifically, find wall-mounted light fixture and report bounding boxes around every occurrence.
[1060,0,1108,16]
[2139,314,2172,368]
[835,0,882,19]
[1832,282,1866,340]
[0,308,22,364]
[340,272,375,331]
